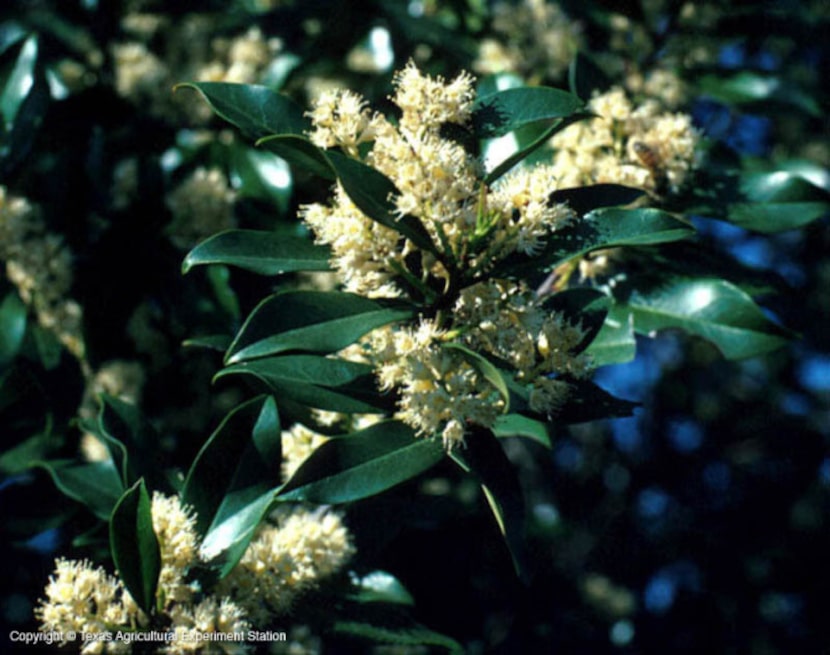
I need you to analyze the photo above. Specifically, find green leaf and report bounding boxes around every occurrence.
[184,396,281,576]
[729,171,830,232]
[278,421,445,504]
[218,355,389,414]
[0,292,27,367]
[110,480,161,616]
[229,140,293,209]
[473,86,586,138]
[1,35,38,126]
[698,72,820,117]
[227,291,414,363]
[502,207,694,277]
[442,342,510,412]
[256,134,336,180]
[182,229,331,275]
[491,414,552,448]
[37,460,124,520]
[182,334,233,352]
[174,82,308,139]
[612,275,793,360]
[584,306,637,366]
[450,428,528,581]
[349,570,415,606]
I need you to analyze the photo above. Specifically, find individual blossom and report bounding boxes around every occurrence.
[215,506,355,626]
[550,86,700,194]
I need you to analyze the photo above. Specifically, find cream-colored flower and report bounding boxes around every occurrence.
[36,559,140,654]
[550,86,699,193]
[166,596,250,655]
[166,167,236,249]
[218,507,354,625]
[280,423,329,480]
[151,492,200,604]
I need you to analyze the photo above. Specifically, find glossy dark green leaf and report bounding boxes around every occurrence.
[0,36,49,175]
[182,334,233,352]
[110,480,161,615]
[229,143,293,209]
[278,421,445,504]
[584,306,637,366]
[37,460,124,520]
[729,171,830,232]
[182,229,332,275]
[217,355,388,413]
[450,428,528,580]
[1,35,37,125]
[175,81,308,139]
[541,287,611,354]
[349,570,415,606]
[612,275,793,360]
[502,207,693,277]
[491,414,552,448]
[0,292,27,367]
[256,134,336,180]
[184,396,281,575]
[698,72,820,117]
[227,291,414,364]
[473,86,586,138]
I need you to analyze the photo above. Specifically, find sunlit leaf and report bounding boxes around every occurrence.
[473,86,586,138]
[278,421,445,504]
[184,397,281,576]
[37,460,124,520]
[612,274,793,359]
[174,81,308,139]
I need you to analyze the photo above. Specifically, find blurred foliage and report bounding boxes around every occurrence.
[1,0,829,653]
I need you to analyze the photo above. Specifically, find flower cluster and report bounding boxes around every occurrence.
[112,15,281,122]
[216,506,355,626]
[0,187,85,361]
[474,0,583,82]
[37,494,355,653]
[165,167,237,249]
[549,86,699,194]
[300,63,596,446]
[300,61,575,299]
